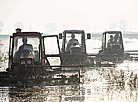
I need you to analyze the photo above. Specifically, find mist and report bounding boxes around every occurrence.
[0,0,138,34]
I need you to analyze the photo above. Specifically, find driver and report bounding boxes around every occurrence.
[19,37,33,51]
[107,35,114,50]
[113,34,119,44]
[66,34,79,51]
[13,37,33,63]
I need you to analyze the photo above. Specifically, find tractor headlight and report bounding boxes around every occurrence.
[21,60,25,64]
[27,60,32,64]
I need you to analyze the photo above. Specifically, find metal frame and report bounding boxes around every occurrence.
[11,33,43,64]
[61,30,86,53]
[43,35,62,64]
[102,31,124,52]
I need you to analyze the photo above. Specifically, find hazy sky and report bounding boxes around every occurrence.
[0,0,138,34]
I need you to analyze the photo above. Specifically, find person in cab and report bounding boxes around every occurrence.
[66,34,79,51]
[13,37,33,63]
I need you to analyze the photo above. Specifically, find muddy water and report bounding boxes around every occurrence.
[1,37,138,101]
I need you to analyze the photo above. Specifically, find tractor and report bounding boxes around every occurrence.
[59,30,94,67]
[0,28,80,86]
[95,31,126,66]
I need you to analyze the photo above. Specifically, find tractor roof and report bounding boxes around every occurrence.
[103,31,122,34]
[13,32,42,36]
[63,30,84,34]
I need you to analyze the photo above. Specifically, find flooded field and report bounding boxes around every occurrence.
[0,36,138,102]
[0,65,138,102]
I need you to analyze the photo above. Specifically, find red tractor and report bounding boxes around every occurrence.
[0,28,80,85]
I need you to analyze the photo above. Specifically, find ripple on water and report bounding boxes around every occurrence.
[0,38,138,101]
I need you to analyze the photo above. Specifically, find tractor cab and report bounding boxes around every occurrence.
[95,31,124,66]
[13,34,41,64]
[101,31,124,55]
[8,28,48,70]
[9,28,63,70]
[59,30,91,65]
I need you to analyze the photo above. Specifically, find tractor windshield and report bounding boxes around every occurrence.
[105,33,123,52]
[13,36,41,63]
[65,33,81,52]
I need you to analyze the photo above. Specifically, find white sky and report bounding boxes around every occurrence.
[0,0,138,34]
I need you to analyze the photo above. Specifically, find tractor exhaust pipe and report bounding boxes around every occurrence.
[16,28,22,33]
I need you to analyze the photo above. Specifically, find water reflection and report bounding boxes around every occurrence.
[0,87,9,102]
[0,63,137,102]
[8,85,84,102]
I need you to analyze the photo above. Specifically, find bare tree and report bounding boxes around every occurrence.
[119,20,127,31]
[0,21,4,33]
[45,23,56,33]
[14,22,24,29]
[109,22,117,30]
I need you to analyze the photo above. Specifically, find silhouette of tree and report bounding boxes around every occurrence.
[118,20,127,31]
[63,23,69,29]
[45,23,56,33]
[0,21,4,33]
[109,22,117,30]
[14,22,24,29]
